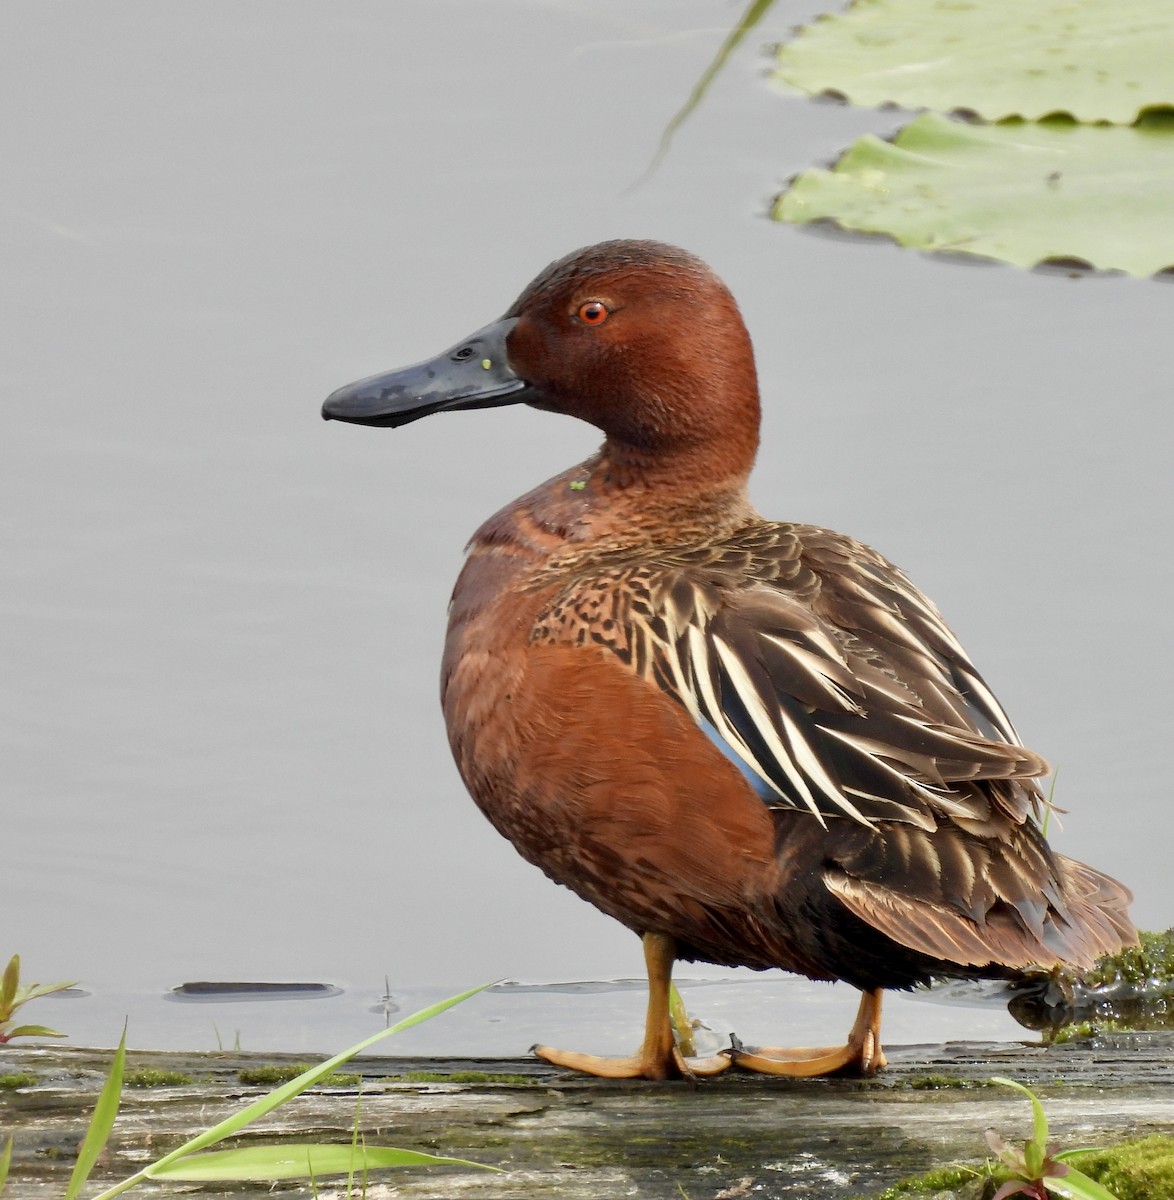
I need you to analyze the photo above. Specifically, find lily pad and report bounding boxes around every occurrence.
[774,0,1174,124]
[774,111,1174,276]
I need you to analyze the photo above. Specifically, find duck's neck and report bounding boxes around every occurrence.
[576,435,759,547]
[469,434,759,568]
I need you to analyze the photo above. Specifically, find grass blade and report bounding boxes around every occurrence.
[1,957,18,1010]
[346,1083,362,1199]
[1,1134,13,1195]
[991,1075,1049,1177]
[158,983,491,1158]
[636,0,776,183]
[1041,766,1060,837]
[17,980,80,1004]
[64,1025,127,1200]
[991,1077,1049,1144]
[86,982,493,1200]
[147,1144,495,1181]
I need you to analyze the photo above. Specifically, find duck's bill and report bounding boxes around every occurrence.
[322,317,528,428]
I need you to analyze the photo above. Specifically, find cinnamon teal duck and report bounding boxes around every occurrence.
[323,240,1136,1080]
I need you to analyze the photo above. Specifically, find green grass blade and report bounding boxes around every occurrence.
[64,1025,127,1200]
[991,1076,1051,1178]
[1041,767,1060,838]
[991,1077,1049,1145]
[1,1134,13,1195]
[1044,1164,1123,1200]
[86,984,493,1200]
[117,983,492,1187]
[639,0,776,181]
[147,1144,497,1181]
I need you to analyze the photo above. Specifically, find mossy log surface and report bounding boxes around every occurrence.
[3,1034,1173,1199]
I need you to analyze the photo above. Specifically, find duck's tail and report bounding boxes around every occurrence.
[1043,853,1138,968]
[822,833,1137,979]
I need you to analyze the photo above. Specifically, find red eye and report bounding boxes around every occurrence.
[577,300,610,326]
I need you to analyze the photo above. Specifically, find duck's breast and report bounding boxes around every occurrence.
[439,506,805,971]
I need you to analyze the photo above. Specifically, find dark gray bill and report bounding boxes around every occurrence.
[321,317,527,428]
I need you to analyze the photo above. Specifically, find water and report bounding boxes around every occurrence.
[3,1,1169,1052]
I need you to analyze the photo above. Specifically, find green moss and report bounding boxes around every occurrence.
[236,1064,363,1087]
[123,1069,193,1088]
[872,1164,981,1197]
[0,1072,37,1089]
[1050,1017,1136,1044]
[386,1070,533,1085]
[860,1136,1174,1200]
[237,1064,312,1086]
[1085,928,1174,989]
[1065,1135,1174,1200]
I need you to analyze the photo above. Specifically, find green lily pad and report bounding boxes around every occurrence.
[774,0,1174,124]
[774,111,1174,276]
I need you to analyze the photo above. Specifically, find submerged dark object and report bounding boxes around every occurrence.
[1008,928,1174,1034]
[170,982,340,1000]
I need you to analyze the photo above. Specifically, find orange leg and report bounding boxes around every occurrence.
[728,986,888,1077]
[532,931,731,1080]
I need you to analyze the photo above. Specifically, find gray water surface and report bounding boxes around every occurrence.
[4,1,1169,1051]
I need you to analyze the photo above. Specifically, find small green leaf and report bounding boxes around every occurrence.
[992,1077,1050,1148]
[1055,1148,1110,1162]
[64,1025,127,1200]
[5,1025,67,1040]
[1043,1163,1123,1200]
[17,980,79,1004]
[147,1144,496,1181]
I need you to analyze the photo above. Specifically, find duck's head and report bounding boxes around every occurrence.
[323,239,761,483]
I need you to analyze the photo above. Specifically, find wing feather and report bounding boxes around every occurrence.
[527,519,1134,972]
[533,521,1048,831]
[649,527,1047,830]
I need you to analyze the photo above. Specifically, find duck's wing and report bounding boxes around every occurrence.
[644,523,1049,834]
[531,522,1134,969]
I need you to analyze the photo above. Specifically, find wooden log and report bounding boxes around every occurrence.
[3,1035,1173,1199]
